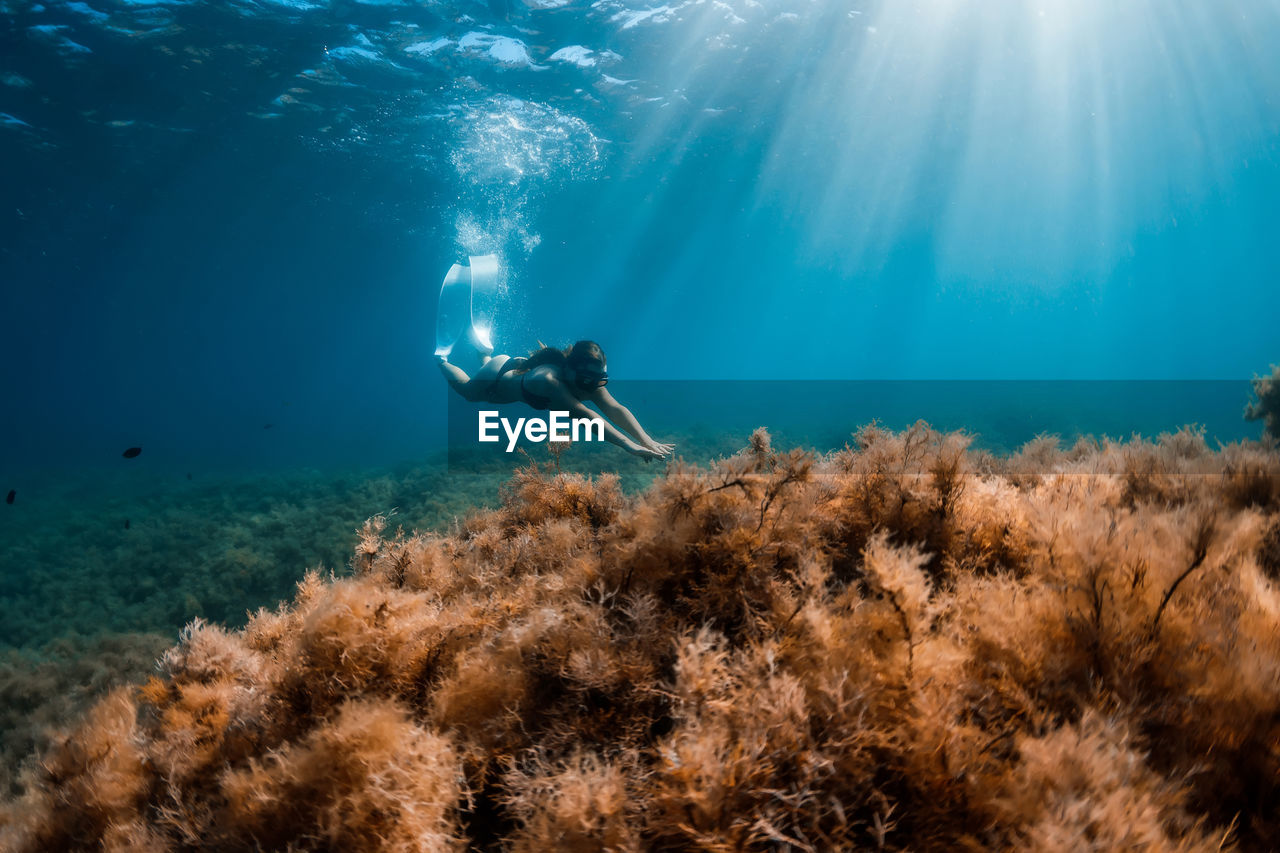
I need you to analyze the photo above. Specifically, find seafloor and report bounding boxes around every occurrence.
[2,408,1280,851]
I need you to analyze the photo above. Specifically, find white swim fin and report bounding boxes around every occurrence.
[434,254,503,359]
[466,253,500,355]
[434,262,471,359]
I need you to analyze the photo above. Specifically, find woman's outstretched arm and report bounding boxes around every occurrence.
[545,381,666,460]
[591,388,674,456]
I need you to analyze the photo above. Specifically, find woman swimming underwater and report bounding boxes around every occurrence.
[437,341,675,461]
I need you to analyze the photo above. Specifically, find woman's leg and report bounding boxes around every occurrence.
[437,359,476,398]
[471,354,510,382]
[437,354,509,402]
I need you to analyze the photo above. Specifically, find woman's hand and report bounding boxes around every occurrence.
[646,440,675,457]
[628,442,667,462]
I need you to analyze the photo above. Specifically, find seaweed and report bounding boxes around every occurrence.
[1246,364,1280,443]
[2,425,1279,851]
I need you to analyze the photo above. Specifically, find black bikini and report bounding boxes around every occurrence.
[496,358,524,379]
[487,357,552,410]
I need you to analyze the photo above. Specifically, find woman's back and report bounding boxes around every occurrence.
[517,363,560,411]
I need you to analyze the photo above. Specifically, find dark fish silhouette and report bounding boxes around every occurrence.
[186,472,192,480]
[5,489,13,505]
[124,519,130,530]
[122,447,142,458]
[263,423,274,429]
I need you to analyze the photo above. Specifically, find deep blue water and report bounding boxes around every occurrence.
[2,0,1279,486]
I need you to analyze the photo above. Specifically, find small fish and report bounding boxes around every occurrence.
[122,446,142,458]
[5,489,13,505]
[186,472,192,480]
[263,423,274,429]
[124,519,130,529]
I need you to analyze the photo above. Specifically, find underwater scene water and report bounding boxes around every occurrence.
[3,0,1280,848]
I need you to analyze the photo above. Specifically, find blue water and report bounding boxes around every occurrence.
[2,0,1279,483]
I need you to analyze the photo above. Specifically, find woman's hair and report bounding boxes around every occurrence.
[515,340,606,374]
[567,340,606,369]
